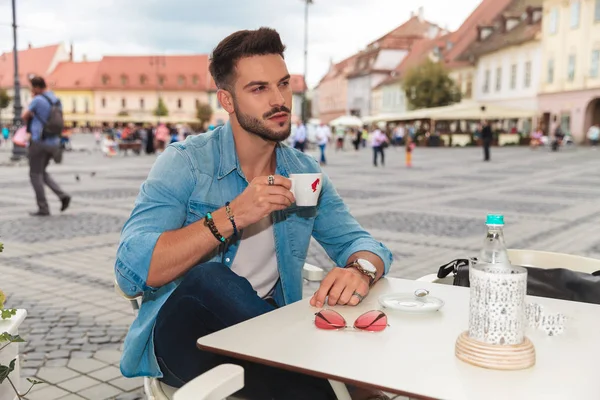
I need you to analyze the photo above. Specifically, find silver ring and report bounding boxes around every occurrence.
[267,175,275,186]
[352,291,365,302]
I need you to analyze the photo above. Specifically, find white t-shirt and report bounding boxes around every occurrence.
[230,215,279,298]
[316,126,331,145]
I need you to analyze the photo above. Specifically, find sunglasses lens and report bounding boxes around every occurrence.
[354,310,388,332]
[315,310,346,330]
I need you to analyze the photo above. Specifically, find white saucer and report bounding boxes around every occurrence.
[378,293,445,313]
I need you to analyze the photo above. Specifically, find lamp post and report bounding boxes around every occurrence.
[11,0,25,161]
[301,0,313,124]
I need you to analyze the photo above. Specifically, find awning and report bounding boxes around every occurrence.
[329,115,363,127]
[362,101,536,122]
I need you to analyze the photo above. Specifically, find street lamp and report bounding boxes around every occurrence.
[301,0,313,124]
[11,0,25,161]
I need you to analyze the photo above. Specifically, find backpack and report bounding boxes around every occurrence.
[40,94,64,139]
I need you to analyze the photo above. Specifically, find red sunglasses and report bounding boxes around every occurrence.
[314,310,388,332]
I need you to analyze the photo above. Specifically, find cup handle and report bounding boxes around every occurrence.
[290,179,295,197]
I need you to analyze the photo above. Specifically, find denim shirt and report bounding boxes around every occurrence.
[115,122,393,378]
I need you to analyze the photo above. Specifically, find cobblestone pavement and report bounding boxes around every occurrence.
[1,136,600,399]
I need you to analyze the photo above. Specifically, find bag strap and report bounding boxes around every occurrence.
[437,259,470,279]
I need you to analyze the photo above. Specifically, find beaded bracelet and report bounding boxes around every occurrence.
[225,201,238,237]
[204,212,226,243]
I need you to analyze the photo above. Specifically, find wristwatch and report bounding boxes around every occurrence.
[345,259,377,286]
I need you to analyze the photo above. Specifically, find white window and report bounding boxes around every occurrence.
[524,61,532,88]
[568,54,576,81]
[483,69,490,93]
[510,64,517,89]
[549,8,559,34]
[495,67,502,91]
[570,1,580,28]
[591,50,600,78]
[548,59,555,83]
[72,99,76,114]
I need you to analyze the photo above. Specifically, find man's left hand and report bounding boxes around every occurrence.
[309,267,370,308]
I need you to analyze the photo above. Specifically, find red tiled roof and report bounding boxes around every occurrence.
[0,44,61,87]
[369,16,443,48]
[457,0,543,61]
[442,0,514,69]
[375,37,446,88]
[207,74,306,93]
[92,55,209,90]
[47,61,100,90]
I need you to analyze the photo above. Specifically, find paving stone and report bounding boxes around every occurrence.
[93,350,122,365]
[47,350,71,359]
[22,359,44,368]
[21,368,38,377]
[67,357,107,373]
[24,385,70,400]
[114,393,145,400]
[24,352,46,360]
[57,395,87,400]
[88,365,123,382]
[45,358,69,367]
[78,383,123,400]
[89,336,111,344]
[58,375,102,392]
[108,376,144,392]
[36,366,80,384]
[70,351,93,359]
[69,338,87,345]
[47,338,70,346]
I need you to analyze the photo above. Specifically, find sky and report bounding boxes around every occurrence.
[0,0,482,88]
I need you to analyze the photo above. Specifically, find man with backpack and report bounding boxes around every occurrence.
[21,76,71,217]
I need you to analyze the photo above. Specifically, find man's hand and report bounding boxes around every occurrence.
[230,175,295,230]
[310,267,370,308]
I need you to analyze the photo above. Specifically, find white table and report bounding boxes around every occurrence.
[197,278,600,400]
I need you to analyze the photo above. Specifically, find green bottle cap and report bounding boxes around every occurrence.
[486,214,504,225]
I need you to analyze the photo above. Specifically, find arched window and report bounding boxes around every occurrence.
[101,75,110,85]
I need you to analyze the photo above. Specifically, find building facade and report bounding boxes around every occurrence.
[538,0,600,141]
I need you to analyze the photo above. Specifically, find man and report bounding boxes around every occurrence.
[22,76,70,216]
[481,120,493,161]
[116,28,392,400]
[293,121,306,152]
[315,122,331,165]
[587,123,600,148]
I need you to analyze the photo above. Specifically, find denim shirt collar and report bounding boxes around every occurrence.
[217,121,301,180]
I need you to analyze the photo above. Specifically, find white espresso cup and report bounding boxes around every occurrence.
[290,173,323,207]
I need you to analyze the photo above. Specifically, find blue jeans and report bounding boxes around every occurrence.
[319,144,327,164]
[154,263,336,400]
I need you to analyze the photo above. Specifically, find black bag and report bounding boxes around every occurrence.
[40,94,64,140]
[438,258,600,305]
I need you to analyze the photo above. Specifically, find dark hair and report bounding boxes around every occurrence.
[30,76,47,89]
[209,27,286,91]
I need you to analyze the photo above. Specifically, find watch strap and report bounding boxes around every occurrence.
[345,260,376,286]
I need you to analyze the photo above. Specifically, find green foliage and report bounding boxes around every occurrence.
[0,309,16,320]
[195,103,213,129]
[154,98,169,117]
[0,359,15,384]
[0,89,11,111]
[403,59,462,110]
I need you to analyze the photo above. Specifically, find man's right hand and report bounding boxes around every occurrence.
[229,175,295,229]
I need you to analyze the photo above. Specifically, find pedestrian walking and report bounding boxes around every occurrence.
[21,76,71,216]
[481,120,493,161]
[371,127,388,167]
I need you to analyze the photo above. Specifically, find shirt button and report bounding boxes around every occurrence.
[225,258,231,262]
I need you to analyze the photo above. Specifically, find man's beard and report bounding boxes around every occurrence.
[233,100,291,143]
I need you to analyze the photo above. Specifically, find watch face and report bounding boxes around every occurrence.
[357,259,376,273]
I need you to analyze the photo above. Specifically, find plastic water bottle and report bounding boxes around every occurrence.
[479,214,511,265]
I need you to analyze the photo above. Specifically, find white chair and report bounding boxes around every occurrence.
[417,249,600,284]
[115,262,330,400]
[114,282,245,400]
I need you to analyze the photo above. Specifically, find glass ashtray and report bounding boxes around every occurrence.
[378,293,445,313]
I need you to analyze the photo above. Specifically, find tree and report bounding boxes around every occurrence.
[196,102,213,130]
[403,59,462,110]
[0,89,12,124]
[154,98,169,117]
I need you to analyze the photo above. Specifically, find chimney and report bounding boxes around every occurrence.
[69,43,73,62]
[410,11,415,18]
[82,54,87,62]
[418,7,424,22]
[28,42,32,50]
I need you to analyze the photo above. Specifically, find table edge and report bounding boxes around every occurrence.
[197,341,439,400]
